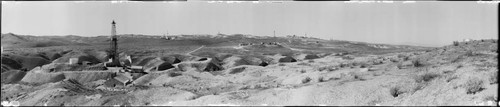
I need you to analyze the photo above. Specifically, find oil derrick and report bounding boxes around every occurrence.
[106,20,122,67]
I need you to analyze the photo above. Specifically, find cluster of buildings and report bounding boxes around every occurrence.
[162,35,178,40]
[239,42,281,46]
[286,35,310,39]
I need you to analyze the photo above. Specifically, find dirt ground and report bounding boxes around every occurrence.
[1,34,498,106]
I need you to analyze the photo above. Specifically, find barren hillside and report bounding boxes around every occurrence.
[1,33,497,106]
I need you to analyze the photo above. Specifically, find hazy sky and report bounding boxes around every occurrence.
[2,1,498,47]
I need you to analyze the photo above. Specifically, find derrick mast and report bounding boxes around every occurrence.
[107,20,121,67]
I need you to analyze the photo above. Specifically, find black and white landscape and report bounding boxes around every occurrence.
[1,1,498,106]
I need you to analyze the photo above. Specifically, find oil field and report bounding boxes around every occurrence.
[1,20,498,106]
[2,1,498,106]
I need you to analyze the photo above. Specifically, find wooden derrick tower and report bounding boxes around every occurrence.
[107,20,121,67]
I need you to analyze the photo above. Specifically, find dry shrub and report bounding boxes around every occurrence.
[396,63,405,69]
[443,70,454,74]
[411,83,426,94]
[360,63,370,68]
[397,54,406,58]
[389,86,405,97]
[318,65,338,72]
[300,69,306,73]
[453,41,459,46]
[168,72,182,77]
[340,63,350,68]
[278,63,286,66]
[451,55,464,63]
[302,77,312,84]
[390,58,399,62]
[489,71,497,84]
[228,91,249,99]
[317,66,328,71]
[465,50,475,57]
[349,72,365,81]
[412,59,425,67]
[229,67,246,74]
[308,60,315,63]
[318,76,326,82]
[464,78,484,94]
[446,75,458,82]
[483,95,498,102]
[414,72,440,83]
[297,62,311,66]
[342,55,355,60]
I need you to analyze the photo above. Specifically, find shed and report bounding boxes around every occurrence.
[113,72,133,86]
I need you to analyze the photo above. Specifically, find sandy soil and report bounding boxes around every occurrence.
[1,35,497,106]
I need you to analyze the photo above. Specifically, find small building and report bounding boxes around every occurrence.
[130,66,143,70]
[129,66,145,73]
[106,67,123,72]
[69,58,79,65]
[113,72,133,86]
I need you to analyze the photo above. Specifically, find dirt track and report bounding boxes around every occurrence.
[187,45,205,56]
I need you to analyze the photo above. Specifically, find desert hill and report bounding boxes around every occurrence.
[1,33,497,106]
[1,33,91,48]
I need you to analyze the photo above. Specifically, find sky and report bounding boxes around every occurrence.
[2,1,498,47]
